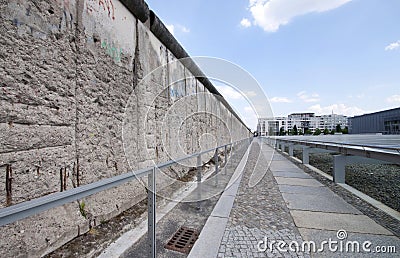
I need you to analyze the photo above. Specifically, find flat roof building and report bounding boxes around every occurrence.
[258,113,348,136]
[349,107,400,134]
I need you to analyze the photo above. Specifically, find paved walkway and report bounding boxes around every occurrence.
[189,138,400,257]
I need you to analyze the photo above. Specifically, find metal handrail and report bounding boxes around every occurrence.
[269,136,400,151]
[266,137,400,164]
[0,137,252,258]
[291,139,399,152]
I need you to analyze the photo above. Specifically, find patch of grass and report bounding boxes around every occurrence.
[79,201,87,219]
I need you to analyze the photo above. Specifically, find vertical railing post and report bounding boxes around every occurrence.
[196,154,202,210]
[148,167,156,258]
[333,155,346,183]
[214,148,219,186]
[224,145,227,175]
[302,146,310,165]
[288,144,294,157]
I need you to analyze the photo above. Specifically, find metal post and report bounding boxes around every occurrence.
[214,148,219,186]
[224,145,227,175]
[333,155,346,183]
[302,147,309,164]
[288,145,294,156]
[196,154,202,210]
[148,167,156,258]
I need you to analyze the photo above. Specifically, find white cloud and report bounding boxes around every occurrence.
[244,106,253,112]
[270,96,292,103]
[386,94,400,103]
[242,106,258,130]
[297,91,320,102]
[166,24,175,35]
[240,18,252,28]
[308,103,365,116]
[216,85,244,100]
[177,24,190,33]
[166,24,190,36]
[385,40,400,51]
[244,91,257,97]
[248,0,352,32]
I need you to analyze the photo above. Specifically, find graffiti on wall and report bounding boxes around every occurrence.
[187,78,196,95]
[6,0,75,39]
[86,0,115,20]
[170,81,186,101]
[101,41,123,62]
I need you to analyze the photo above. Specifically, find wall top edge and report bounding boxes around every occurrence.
[119,0,149,23]
[119,0,250,131]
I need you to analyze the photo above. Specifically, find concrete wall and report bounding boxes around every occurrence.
[0,0,251,256]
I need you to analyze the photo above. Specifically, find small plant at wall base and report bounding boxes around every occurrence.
[79,201,87,219]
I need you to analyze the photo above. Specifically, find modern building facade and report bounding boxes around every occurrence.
[258,113,348,136]
[349,107,400,134]
[320,114,348,131]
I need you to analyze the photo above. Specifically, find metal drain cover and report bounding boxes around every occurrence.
[164,226,199,254]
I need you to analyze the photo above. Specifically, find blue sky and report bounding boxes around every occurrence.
[145,0,400,130]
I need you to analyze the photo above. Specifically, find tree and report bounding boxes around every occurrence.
[323,128,329,135]
[293,125,298,135]
[336,124,342,133]
[313,128,321,135]
[279,126,285,136]
[330,129,335,135]
[342,126,349,134]
[305,129,312,135]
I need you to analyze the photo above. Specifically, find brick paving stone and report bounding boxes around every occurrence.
[217,140,311,257]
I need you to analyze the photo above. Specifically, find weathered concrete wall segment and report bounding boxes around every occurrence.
[0,0,251,256]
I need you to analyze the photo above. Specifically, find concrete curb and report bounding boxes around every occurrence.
[187,143,252,258]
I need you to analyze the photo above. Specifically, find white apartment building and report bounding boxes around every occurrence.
[258,113,348,136]
[319,114,348,131]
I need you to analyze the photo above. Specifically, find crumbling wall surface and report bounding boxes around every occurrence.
[0,0,86,256]
[0,0,251,257]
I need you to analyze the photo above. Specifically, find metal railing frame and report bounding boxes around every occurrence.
[0,137,252,258]
[264,137,400,164]
[263,136,400,184]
